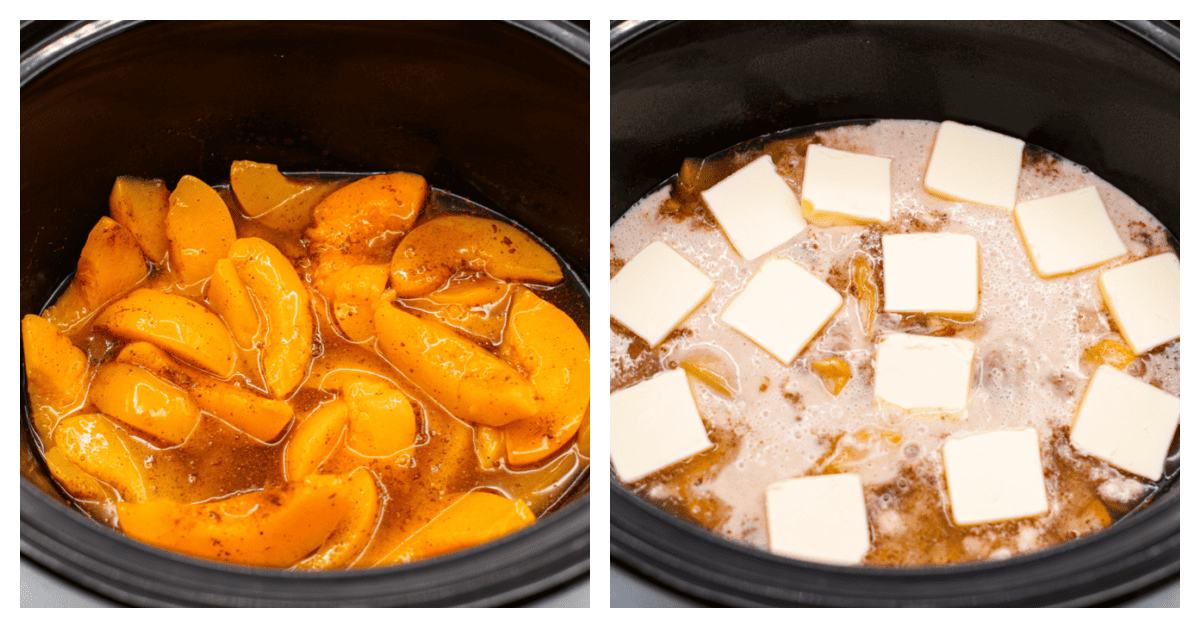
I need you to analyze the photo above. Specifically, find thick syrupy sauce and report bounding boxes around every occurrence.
[610,120,1178,566]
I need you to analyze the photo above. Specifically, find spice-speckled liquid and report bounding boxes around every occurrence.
[610,120,1178,566]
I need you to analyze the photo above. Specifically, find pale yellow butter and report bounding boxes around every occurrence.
[1014,186,1127,278]
[800,144,892,226]
[610,241,714,347]
[765,473,870,565]
[942,428,1049,526]
[924,120,1024,210]
[700,155,807,260]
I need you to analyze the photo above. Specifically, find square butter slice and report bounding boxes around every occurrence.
[766,473,870,565]
[882,233,979,315]
[610,241,715,347]
[875,333,974,414]
[700,155,807,260]
[720,258,843,364]
[800,144,892,226]
[924,121,1024,210]
[1099,253,1180,355]
[942,428,1049,526]
[610,369,714,483]
[1071,365,1179,481]
[1014,186,1127,278]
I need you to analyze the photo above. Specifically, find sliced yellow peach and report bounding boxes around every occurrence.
[374,491,534,565]
[823,427,903,474]
[116,474,350,568]
[1081,338,1136,371]
[44,446,110,502]
[307,172,427,297]
[228,238,314,398]
[851,252,878,336]
[497,289,589,466]
[303,342,398,392]
[115,342,292,442]
[284,401,349,480]
[167,175,237,285]
[342,379,418,458]
[294,467,381,570]
[54,414,147,502]
[475,426,505,469]
[576,409,590,458]
[390,215,563,297]
[230,161,346,233]
[328,264,393,342]
[406,278,515,345]
[110,176,171,264]
[374,304,539,427]
[94,289,237,378]
[90,362,201,446]
[21,314,90,440]
[206,258,261,348]
[43,217,149,333]
[811,356,852,396]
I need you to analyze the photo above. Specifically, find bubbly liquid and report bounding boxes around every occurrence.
[610,120,1179,566]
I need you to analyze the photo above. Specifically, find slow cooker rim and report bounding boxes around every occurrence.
[20,18,591,607]
[608,19,1179,607]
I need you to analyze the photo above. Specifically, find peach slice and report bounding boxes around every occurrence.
[497,289,590,466]
[54,414,147,502]
[389,215,563,297]
[230,161,346,233]
[294,467,381,570]
[21,313,90,440]
[342,379,418,458]
[327,264,393,343]
[228,237,315,398]
[374,304,539,427]
[90,362,201,445]
[110,176,171,265]
[116,475,350,568]
[43,446,109,502]
[116,342,293,443]
[405,277,515,345]
[95,289,237,378]
[167,175,237,285]
[43,216,149,333]
[307,172,427,298]
[374,491,534,565]
[206,258,261,349]
[284,401,349,480]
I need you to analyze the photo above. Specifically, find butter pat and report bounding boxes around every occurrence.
[765,473,870,565]
[875,333,974,413]
[610,369,714,483]
[1070,365,1179,481]
[882,233,979,315]
[610,241,715,347]
[800,145,892,226]
[700,155,807,260]
[924,121,1024,210]
[1014,186,1127,277]
[1098,253,1180,355]
[942,428,1049,526]
[720,258,843,364]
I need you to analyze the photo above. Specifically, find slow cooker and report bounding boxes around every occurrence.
[610,20,1178,607]
[21,20,590,607]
